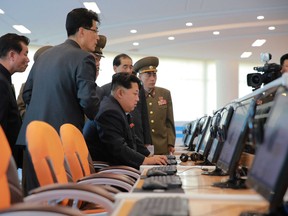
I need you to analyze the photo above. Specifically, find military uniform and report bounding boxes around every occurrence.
[134,56,176,155]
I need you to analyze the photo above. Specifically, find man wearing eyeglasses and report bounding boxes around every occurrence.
[135,56,176,155]
[16,8,101,193]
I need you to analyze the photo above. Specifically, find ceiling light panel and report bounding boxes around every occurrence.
[252,39,266,47]
[13,25,31,34]
[83,2,101,13]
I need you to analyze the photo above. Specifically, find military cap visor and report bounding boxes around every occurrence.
[134,56,159,74]
[93,35,107,57]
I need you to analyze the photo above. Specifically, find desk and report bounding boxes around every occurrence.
[137,165,260,196]
[112,194,267,216]
[112,153,266,215]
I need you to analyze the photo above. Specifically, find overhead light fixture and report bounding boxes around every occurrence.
[13,25,31,34]
[241,52,252,58]
[130,29,137,34]
[168,36,175,40]
[185,22,193,27]
[252,39,266,47]
[213,31,220,35]
[83,2,101,13]
[268,26,275,30]
[133,42,139,46]
[0,9,4,14]
[257,15,264,20]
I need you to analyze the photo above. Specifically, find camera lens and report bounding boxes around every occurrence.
[251,74,261,84]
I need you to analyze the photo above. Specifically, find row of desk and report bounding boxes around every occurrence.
[111,147,269,216]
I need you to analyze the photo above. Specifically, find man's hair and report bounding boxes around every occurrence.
[66,8,100,37]
[113,53,132,67]
[111,72,141,92]
[0,33,30,58]
[280,53,288,66]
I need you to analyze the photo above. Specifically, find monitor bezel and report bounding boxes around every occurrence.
[207,106,234,164]
[194,116,211,153]
[246,88,288,211]
[216,99,256,175]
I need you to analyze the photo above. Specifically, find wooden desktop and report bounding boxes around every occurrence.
[111,152,268,216]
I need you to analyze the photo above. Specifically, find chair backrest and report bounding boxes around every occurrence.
[60,123,94,182]
[0,126,23,210]
[26,121,69,187]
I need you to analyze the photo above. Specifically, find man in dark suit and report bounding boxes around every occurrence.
[15,9,102,193]
[16,8,101,148]
[101,54,152,152]
[92,72,167,169]
[0,33,30,168]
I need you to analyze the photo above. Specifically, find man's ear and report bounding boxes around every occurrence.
[115,87,124,98]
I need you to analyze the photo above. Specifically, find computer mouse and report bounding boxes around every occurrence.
[142,180,168,190]
[146,169,168,177]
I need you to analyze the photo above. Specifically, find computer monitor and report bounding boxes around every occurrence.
[207,106,234,164]
[195,116,211,156]
[213,99,256,189]
[186,116,207,151]
[182,122,192,147]
[242,88,288,215]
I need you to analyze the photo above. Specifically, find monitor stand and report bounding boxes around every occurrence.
[212,172,247,189]
[194,159,213,166]
[201,166,228,176]
[239,201,288,216]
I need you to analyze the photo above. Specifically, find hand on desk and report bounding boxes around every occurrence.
[143,155,168,165]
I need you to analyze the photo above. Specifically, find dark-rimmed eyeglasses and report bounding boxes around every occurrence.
[83,27,99,33]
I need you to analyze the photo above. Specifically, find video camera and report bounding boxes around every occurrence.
[247,53,282,90]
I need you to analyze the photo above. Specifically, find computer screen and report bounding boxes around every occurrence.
[187,116,207,151]
[216,99,256,176]
[198,116,213,157]
[207,106,234,164]
[182,122,191,147]
[246,88,288,213]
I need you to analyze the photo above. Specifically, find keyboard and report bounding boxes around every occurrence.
[166,154,176,160]
[142,175,182,190]
[128,197,189,216]
[146,165,177,176]
[167,159,177,165]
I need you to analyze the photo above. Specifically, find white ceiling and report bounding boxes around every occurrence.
[0,0,287,64]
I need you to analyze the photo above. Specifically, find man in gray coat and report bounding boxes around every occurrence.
[16,8,101,193]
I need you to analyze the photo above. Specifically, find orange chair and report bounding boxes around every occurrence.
[0,125,84,215]
[59,123,136,192]
[60,123,141,179]
[24,121,115,214]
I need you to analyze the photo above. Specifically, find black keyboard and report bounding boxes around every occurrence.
[142,175,182,190]
[167,159,177,165]
[128,197,189,216]
[166,154,176,160]
[146,165,177,176]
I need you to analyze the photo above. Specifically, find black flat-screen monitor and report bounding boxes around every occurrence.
[243,88,288,215]
[213,99,256,189]
[182,122,190,146]
[194,116,211,153]
[207,106,234,164]
[197,116,213,158]
[187,116,207,151]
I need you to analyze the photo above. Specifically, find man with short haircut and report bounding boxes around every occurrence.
[84,53,152,160]
[15,8,101,193]
[16,8,101,148]
[93,72,167,169]
[0,33,30,168]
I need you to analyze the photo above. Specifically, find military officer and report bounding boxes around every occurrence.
[92,35,106,78]
[135,56,176,155]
